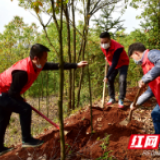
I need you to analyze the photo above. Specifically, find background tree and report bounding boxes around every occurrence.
[75,0,123,107]
[130,0,160,49]
[0,16,39,72]
[92,4,125,38]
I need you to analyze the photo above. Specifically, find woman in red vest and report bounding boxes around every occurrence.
[128,43,160,146]
[100,32,129,108]
[0,44,87,156]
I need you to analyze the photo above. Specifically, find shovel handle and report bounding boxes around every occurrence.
[102,61,108,108]
[133,88,142,106]
[128,88,142,122]
[31,106,60,130]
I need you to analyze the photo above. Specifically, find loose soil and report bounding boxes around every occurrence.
[0,87,158,160]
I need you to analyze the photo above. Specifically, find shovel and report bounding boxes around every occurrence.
[31,106,69,135]
[101,60,108,108]
[119,88,142,126]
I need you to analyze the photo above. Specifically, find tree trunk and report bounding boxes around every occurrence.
[64,5,72,112]
[77,19,90,108]
[54,71,57,95]
[72,0,76,109]
[77,0,91,108]
[87,53,93,133]
[41,73,44,100]
[46,71,49,117]
[58,1,65,159]
[38,84,41,111]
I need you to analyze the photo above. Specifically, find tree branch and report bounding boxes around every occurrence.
[89,1,100,15]
[90,0,121,15]
[45,15,53,27]
[35,11,59,58]
[50,0,60,31]
[63,20,83,36]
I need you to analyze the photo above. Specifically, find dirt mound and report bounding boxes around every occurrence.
[0,87,157,160]
[1,104,151,160]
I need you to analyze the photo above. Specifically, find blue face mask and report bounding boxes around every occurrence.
[133,59,142,65]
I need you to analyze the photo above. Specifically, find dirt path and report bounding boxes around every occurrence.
[0,87,158,160]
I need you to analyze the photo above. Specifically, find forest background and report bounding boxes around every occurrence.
[0,0,159,158]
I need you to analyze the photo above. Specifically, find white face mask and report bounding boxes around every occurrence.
[101,43,110,49]
[36,64,42,69]
[133,59,142,65]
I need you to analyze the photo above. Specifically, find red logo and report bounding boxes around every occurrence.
[128,134,160,149]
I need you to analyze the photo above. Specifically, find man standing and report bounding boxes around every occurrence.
[0,43,87,156]
[100,32,129,108]
[128,43,160,139]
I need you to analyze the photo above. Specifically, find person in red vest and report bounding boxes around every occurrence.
[128,43,160,143]
[100,32,129,108]
[0,44,87,156]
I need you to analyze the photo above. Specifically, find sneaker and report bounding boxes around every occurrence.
[118,99,124,108]
[22,137,44,148]
[107,98,115,105]
[0,147,13,156]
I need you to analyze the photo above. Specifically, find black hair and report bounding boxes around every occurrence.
[30,43,50,60]
[99,32,110,39]
[128,43,146,57]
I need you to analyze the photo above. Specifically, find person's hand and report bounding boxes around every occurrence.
[138,80,146,88]
[103,77,108,83]
[77,61,88,68]
[130,103,137,111]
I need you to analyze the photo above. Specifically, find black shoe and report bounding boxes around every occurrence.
[0,147,13,156]
[22,137,44,148]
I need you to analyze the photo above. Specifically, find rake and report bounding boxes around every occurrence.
[31,106,69,135]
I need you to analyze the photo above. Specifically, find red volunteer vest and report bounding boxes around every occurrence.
[101,39,129,69]
[0,57,42,94]
[142,49,160,106]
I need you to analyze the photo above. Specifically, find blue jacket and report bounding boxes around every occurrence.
[142,49,160,83]
[137,49,160,105]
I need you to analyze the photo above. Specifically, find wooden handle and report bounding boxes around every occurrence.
[128,88,142,122]
[133,88,142,106]
[102,61,108,108]
[128,110,133,122]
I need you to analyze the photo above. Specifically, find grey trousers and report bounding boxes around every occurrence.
[107,65,128,100]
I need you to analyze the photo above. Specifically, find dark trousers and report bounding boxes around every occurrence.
[107,65,128,100]
[151,104,160,134]
[0,93,32,148]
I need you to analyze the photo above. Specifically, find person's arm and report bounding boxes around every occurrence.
[142,50,160,84]
[106,48,123,78]
[8,70,28,101]
[136,87,154,106]
[130,87,154,110]
[42,62,77,70]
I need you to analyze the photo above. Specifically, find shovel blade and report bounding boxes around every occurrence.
[119,109,133,126]
[64,130,69,135]
[119,118,129,126]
